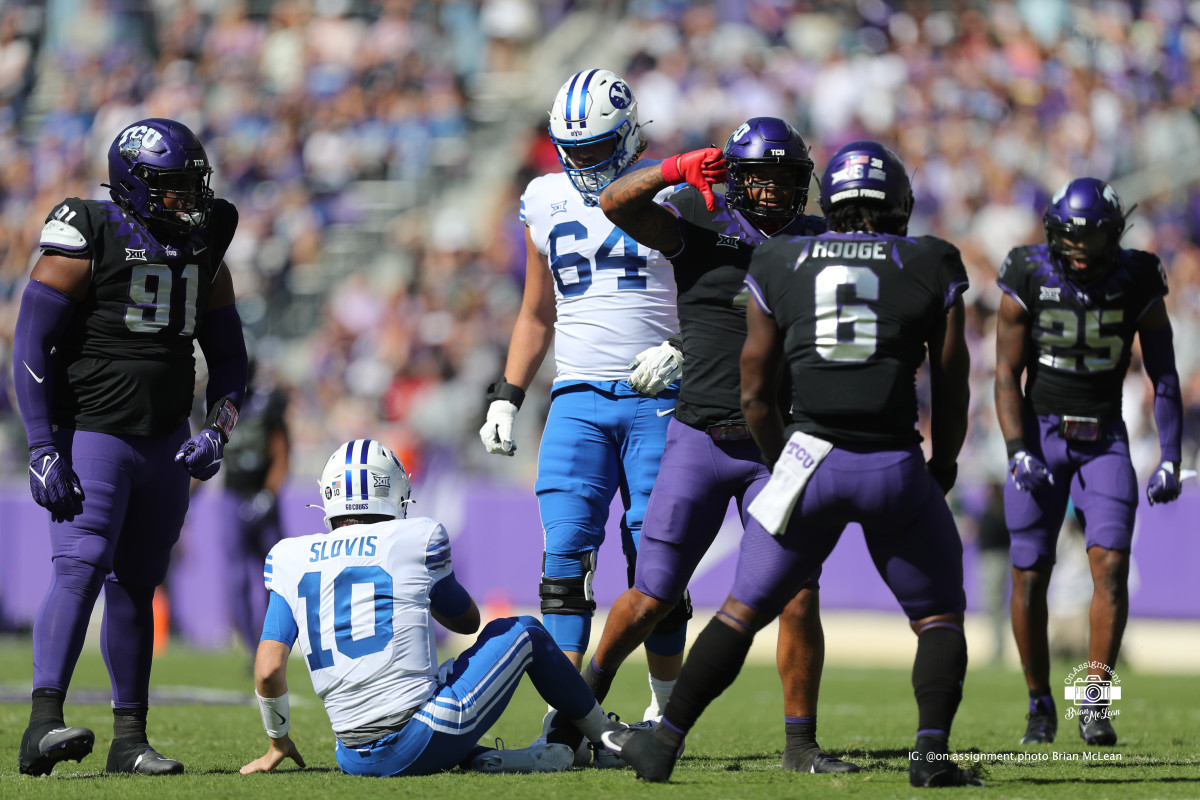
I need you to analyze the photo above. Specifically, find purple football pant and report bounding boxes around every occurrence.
[733,445,965,621]
[1005,414,1137,570]
[32,424,191,706]
[635,419,818,605]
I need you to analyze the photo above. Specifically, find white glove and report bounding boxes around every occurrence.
[627,340,683,396]
[480,400,518,456]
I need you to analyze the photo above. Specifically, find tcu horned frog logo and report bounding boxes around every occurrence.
[609,81,632,109]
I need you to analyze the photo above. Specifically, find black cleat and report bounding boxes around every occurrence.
[782,745,862,773]
[909,736,984,788]
[601,724,681,783]
[1078,707,1118,746]
[18,719,95,776]
[1020,709,1057,744]
[106,739,184,775]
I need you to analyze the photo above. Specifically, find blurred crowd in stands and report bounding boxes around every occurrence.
[1,0,1199,496]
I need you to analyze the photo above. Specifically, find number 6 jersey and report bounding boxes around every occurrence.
[997,243,1168,418]
[263,517,452,734]
[746,231,968,446]
[37,196,238,435]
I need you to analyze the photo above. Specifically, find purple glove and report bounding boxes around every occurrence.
[1008,450,1055,492]
[175,428,224,480]
[29,445,85,522]
[1146,461,1182,506]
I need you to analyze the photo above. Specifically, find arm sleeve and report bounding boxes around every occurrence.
[13,280,78,449]
[197,304,249,412]
[429,572,472,618]
[260,590,298,645]
[1141,323,1183,463]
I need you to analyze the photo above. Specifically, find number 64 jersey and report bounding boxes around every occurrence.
[997,243,1168,418]
[38,196,237,435]
[745,231,968,446]
[521,166,678,382]
[263,517,450,734]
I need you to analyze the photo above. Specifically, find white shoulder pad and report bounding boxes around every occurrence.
[40,219,88,252]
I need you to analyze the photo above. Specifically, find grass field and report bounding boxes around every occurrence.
[2,637,1199,800]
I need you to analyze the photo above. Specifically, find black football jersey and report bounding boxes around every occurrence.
[997,244,1167,419]
[660,186,826,429]
[38,197,238,435]
[746,232,968,446]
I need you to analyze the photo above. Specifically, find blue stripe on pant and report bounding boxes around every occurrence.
[334,616,594,777]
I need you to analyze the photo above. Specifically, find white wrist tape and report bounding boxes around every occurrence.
[257,691,291,738]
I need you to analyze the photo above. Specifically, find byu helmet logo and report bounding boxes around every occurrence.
[609,81,632,109]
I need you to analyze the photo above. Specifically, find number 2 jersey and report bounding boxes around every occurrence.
[521,164,678,382]
[997,244,1168,419]
[263,517,452,735]
[746,231,969,446]
[38,197,238,435]
[660,186,826,429]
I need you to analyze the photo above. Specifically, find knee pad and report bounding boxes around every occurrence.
[651,588,693,637]
[540,550,597,616]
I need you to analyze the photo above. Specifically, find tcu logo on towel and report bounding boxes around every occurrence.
[784,439,817,468]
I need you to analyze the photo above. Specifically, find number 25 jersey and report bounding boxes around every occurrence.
[38,196,238,435]
[521,166,678,382]
[997,244,1168,419]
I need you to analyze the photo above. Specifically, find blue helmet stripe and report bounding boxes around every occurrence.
[359,469,369,500]
[563,71,584,130]
[576,69,599,128]
[343,440,355,500]
[358,440,372,499]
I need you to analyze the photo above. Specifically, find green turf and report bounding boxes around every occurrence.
[2,637,1198,799]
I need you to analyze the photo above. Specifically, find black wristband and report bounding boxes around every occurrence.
[205,396,240,443]
[486,379,526,410]
[1004,438,1026,459]
[667,334,683,351]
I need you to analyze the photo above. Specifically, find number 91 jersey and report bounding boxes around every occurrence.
[997,244,1168,418]
[521,166,678,382]
[37,196,238,436]
[263,517,451,734]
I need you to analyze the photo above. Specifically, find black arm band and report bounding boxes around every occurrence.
[486,379,526,410]
[205,395,240,443]
[1005,438,1026,459]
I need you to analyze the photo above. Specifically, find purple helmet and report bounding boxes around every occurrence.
[1043,177,1127,285]
[818,140,913,224]
[723,117,814,222]
[106,118,214,232]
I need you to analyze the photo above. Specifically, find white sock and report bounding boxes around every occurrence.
[571,701,607,743]
[646,674,676,720]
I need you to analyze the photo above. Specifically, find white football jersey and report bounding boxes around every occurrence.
[521,166,679,382]
[263,517,452,734]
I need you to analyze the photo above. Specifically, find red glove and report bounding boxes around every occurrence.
[661,147,727,211]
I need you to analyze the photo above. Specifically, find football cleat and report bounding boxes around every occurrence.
[18,720,94,776]
[601,723,682,783]
[470,739,574,774]
[1020,709,1057,744]
[782,746,862,774]
[588,714,641,769]
[909,735,984,788]
[105,739,184,775]
[1078,707,1118,746]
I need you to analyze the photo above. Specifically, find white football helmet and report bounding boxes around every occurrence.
[317,439,412,529]
[548,68,643,203]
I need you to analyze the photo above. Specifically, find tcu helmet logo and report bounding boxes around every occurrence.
[1102,183,1120,209]
[117,124,163,158]
[609,81,632,109]
[729,122,751,143]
